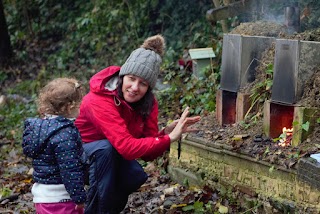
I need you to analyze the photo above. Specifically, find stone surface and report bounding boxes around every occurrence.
[298,158,320,191]
[168,139,320,213]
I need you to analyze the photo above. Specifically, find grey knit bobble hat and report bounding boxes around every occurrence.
[120,35,165,88]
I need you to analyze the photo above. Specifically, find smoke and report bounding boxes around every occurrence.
[240,0,300,25]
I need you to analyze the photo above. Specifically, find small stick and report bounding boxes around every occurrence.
[178,137,182,159]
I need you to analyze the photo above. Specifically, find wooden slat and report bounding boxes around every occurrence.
[206,0,260,22]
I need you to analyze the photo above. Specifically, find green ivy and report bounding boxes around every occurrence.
[156,62,221,117]
[2,0,223,137]
[4,0,219,77]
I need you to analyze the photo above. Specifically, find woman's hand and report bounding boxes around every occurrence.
[163,120,178,134]
[168,107,201,142]
[164,110,201,134]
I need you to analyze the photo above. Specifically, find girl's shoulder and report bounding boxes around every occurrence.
[42,116,79,143]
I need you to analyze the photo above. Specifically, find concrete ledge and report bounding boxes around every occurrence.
[168,137,320,212]
[298,158,320,190]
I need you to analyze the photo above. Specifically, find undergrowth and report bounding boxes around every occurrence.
[1,0,224,142]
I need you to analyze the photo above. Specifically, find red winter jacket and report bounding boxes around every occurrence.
[75,66,171,161]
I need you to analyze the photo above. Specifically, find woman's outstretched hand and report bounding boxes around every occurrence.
[168,107,201,142]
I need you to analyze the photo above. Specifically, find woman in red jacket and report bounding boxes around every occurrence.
[75,35,200,214]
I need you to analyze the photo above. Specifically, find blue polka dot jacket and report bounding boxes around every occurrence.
[22,116,87,204]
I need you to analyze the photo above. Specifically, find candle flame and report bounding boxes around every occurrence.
[278,127,293,147]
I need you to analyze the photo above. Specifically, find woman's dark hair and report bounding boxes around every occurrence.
[117,76,155,120]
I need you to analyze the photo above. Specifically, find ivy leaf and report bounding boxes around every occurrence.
[317,118,320,124]
[301,121,310,132]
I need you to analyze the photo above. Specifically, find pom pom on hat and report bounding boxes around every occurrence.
[141,35,165,57]
[120,35,165,88]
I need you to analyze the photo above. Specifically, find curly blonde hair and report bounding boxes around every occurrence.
[37,78,84,116]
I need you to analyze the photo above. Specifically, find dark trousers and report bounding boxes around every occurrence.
[83,140,148,214]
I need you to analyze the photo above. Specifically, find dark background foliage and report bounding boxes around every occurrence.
[1,0,320,139]
[1,0,223,129]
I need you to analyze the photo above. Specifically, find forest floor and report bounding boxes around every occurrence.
[0,142,261,214]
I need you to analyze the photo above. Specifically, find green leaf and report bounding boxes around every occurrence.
[0,187,12,198]
[302,121,310,131]
[269,165,275,173]
[266,69,273,75]
[194,201,204,210]
[266,63,273,73]
[264,146,270,155]
[182,205,194,211]
[292,121,299,126]
[219,186,227,196]
[273,137,280,142]
[279,133,286,139]
[218,205,228,213]
[183,178,189,187]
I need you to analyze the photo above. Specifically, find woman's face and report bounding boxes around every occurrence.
[122,75,149,103]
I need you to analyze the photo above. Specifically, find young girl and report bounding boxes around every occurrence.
[22,78,86,214]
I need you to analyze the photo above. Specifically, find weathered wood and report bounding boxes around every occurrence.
[207,0,260,22]
[211,0,229,33]
[223,0,233,4]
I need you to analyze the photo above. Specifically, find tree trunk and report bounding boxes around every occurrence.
[0,0,13,65]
